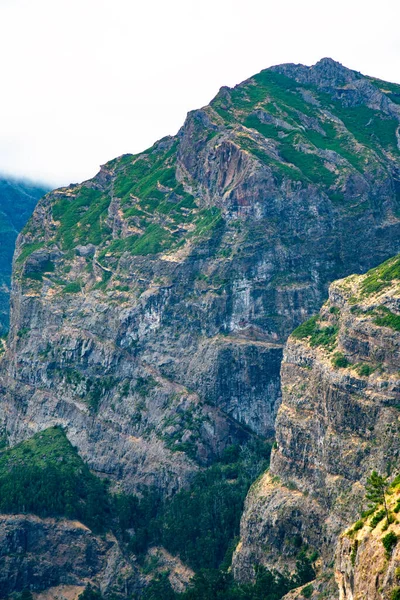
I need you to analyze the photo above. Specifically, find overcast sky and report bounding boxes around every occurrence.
[1,0,400,188]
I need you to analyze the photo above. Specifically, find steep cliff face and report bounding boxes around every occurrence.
[335,481,400,600]
[0,514,138,598]
[0,176,48,333]
[233,254,400,585]
[2,58,400,497]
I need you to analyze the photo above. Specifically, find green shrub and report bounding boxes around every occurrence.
[292,315,319,339]
[301,583,314,598]
[291,315,338,350]
[309,325,338,349]
[332,352,350,369]
[382,531,398,557]
[350,540,359,566]
[356,363,375,377]
[391,587,400,600]
[63,281,81,294]
[135,376,157,397]
[373,307,400,332]
[370,509,386,528]
[353,519,364,532]
[361,507,375,519]
[79,584,103,600]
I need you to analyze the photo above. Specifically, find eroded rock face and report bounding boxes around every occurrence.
[0,514,139,598]
[2,59,400,497]
[233,255,400,583]
[335,492,400,600]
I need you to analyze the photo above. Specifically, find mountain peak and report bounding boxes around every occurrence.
[270,56,361,88]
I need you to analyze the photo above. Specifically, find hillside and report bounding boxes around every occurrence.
[0,177,47,332]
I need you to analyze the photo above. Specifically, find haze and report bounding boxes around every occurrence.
[1,0,399,187]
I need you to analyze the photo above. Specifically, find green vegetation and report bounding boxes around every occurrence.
[129,440,271,570]
[52,186,111,251]
[15,591,34,600]
[16,241,45,265]
[301,583,314,598]
[135,376,157,397]
[368,77,400,106]
[331,103,399,154]
[391,587,400,600]
[366,471,390,524]
[128,223,173,256]
[62,281,82,293]
[350,540,358,566]
[291,315,320,339]
[360,255,400,296]
[79,584,103,600]
[212,68,388,192]
[382,531,398,558]
[1,429,309,600]
[372,306,400,332]
[332,352,350,369]
[0,427,110,532]
[370,509,386,529]
[278,139,336,187]
[46,142,222,265]
[86,376,116,412]
[353,519,364,532]
[292,315,338,350]
[142,564,309,600]
[355,363,376,377]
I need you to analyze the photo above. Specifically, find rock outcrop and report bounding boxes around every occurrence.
[233,254,400,586]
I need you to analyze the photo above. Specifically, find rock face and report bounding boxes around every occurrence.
[1,58,400,497]
[233,254,400,584]
[0,176,48,332]
[335,485,400,600]
[0,514,139,598]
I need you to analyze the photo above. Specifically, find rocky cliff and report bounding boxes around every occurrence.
[335,477,400,600]
[1,58,400,499]
[0,177,47,333]
[0,514,138,599]
[233,253,400,590]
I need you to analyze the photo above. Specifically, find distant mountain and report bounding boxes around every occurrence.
[0,177,48,332]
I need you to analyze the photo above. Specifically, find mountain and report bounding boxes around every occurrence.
[233,253,400,596]
[0,58,400,597]
[0,176,48,333]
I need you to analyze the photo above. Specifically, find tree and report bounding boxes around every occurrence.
[142,573,177,600]
[366,470,390,523]
[79,584,103,600]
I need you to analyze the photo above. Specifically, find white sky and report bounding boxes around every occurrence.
[1,0,400,187]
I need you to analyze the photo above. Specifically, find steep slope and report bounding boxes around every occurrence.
[0,176,48,332]
[233,254,400,587]
[336,482,400,600]
[1,58,400,498]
